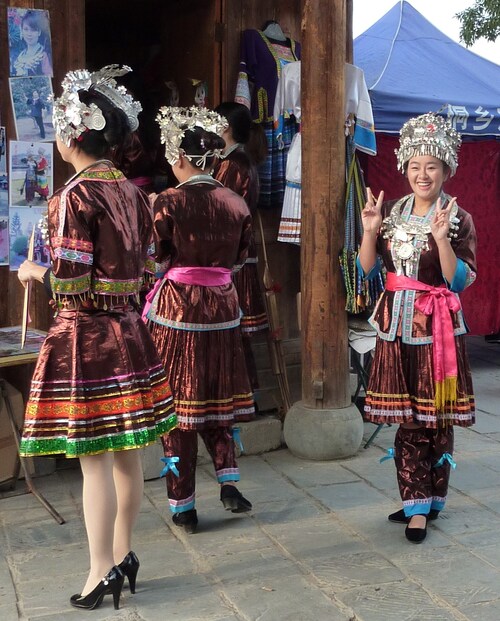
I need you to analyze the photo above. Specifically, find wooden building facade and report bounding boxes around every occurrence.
[1,1,354,439]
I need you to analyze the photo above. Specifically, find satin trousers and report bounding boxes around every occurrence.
[161,427,239,513]
[394,425,454,517]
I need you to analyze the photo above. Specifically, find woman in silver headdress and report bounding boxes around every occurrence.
[358,113,477,544]
[143,106,255,534]
[17,66,177,610]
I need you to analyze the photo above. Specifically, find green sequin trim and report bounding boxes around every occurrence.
[93,278,142,295]
[19,413,177,458]
[50,271,91,295]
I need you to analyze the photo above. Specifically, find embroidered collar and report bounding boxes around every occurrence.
[176,174,223,189]
[223,143,243,157]
[65,159,120,184]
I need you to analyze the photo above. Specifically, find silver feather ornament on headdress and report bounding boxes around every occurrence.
[395,112,462,176]
[156,106,228,166]
[52,64,142,146]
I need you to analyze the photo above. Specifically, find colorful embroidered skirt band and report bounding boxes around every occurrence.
[364,335,475,429]
[20,308,177,458]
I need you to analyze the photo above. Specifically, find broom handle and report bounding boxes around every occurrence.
[256,210,269,267]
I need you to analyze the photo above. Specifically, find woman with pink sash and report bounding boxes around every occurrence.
[358,113,477,544]
[144,107,255,533]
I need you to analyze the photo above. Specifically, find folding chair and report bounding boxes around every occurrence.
[347,318,389,449]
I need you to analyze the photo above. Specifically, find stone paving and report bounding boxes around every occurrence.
[1,336,499,621]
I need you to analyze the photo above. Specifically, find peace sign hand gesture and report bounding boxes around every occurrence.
[361,187,384,235]
[431,196,456,243]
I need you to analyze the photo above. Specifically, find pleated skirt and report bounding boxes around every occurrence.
[364,335,475,428]
[257,118,297,209]
[150,322,255,430]
[20,307,177,458]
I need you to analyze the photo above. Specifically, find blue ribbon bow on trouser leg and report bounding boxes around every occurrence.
[434,453,457,470]
[232,427,244,453]
[379,447,395,464]
[160,456,180,478]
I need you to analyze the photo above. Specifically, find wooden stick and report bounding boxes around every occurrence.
[21,228,35,349]
[0,379,65,524]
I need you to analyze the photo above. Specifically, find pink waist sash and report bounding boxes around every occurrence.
[130,176,153,188]
[142,267,232,321]
[385,272,462,411]
[166,266,232,286]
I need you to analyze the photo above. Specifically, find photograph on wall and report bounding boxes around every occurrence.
[0,127,6,172]
[0,171,7,217]
[0,216,8,266]
[9,76,55,142]
[9,140,53,208]
[9,206,49,271]
[7,8,53,78]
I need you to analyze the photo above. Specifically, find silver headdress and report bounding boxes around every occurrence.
[156,106,228,167]
[396,112,461,176]
[52,64,142,146]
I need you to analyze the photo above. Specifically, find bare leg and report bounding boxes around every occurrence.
[79,453,116,596]
[113,449,144,563]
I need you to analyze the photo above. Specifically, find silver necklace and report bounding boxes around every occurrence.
[381,193,459,275]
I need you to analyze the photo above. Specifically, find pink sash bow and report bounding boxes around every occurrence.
[385,272,462,411]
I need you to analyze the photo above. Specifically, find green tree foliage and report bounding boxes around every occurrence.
[456,0,500,46]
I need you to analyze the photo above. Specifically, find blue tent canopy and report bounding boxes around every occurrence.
[354,1,500,137]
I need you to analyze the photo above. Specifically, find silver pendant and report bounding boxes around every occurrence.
[396,241,414,260]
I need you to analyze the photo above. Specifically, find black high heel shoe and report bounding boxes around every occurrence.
[118,551,140,594]
[220,485,252,513]
[70,566,124,610]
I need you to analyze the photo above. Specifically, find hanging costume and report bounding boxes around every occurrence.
[274,62,376,244]
[235,29,300,209]
[19,162,177,458]
[213,145,268,389]
[273,61,301,244]
[145,176,255,514]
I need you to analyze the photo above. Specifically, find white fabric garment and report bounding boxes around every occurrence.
[274,61,376,244]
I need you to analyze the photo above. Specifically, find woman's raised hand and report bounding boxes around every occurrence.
[431,196,456,243]
[361,188,384,234]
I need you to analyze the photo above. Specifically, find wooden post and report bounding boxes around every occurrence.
[346,0,353,64]
[301,0,349,409]
[283,0,362,460]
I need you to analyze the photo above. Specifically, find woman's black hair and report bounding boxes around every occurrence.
[215,102,252,144]
[214,101,268,166]
[76,90,131,158]
[180,127,225,169]
[21,10,41,31]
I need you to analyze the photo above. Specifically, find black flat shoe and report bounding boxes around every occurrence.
[405,517,428,544]
[220,485,252,513]
[388,508,440,524]
[173,509,198,534]
[70,566,124,610]
[118,551,140,594]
